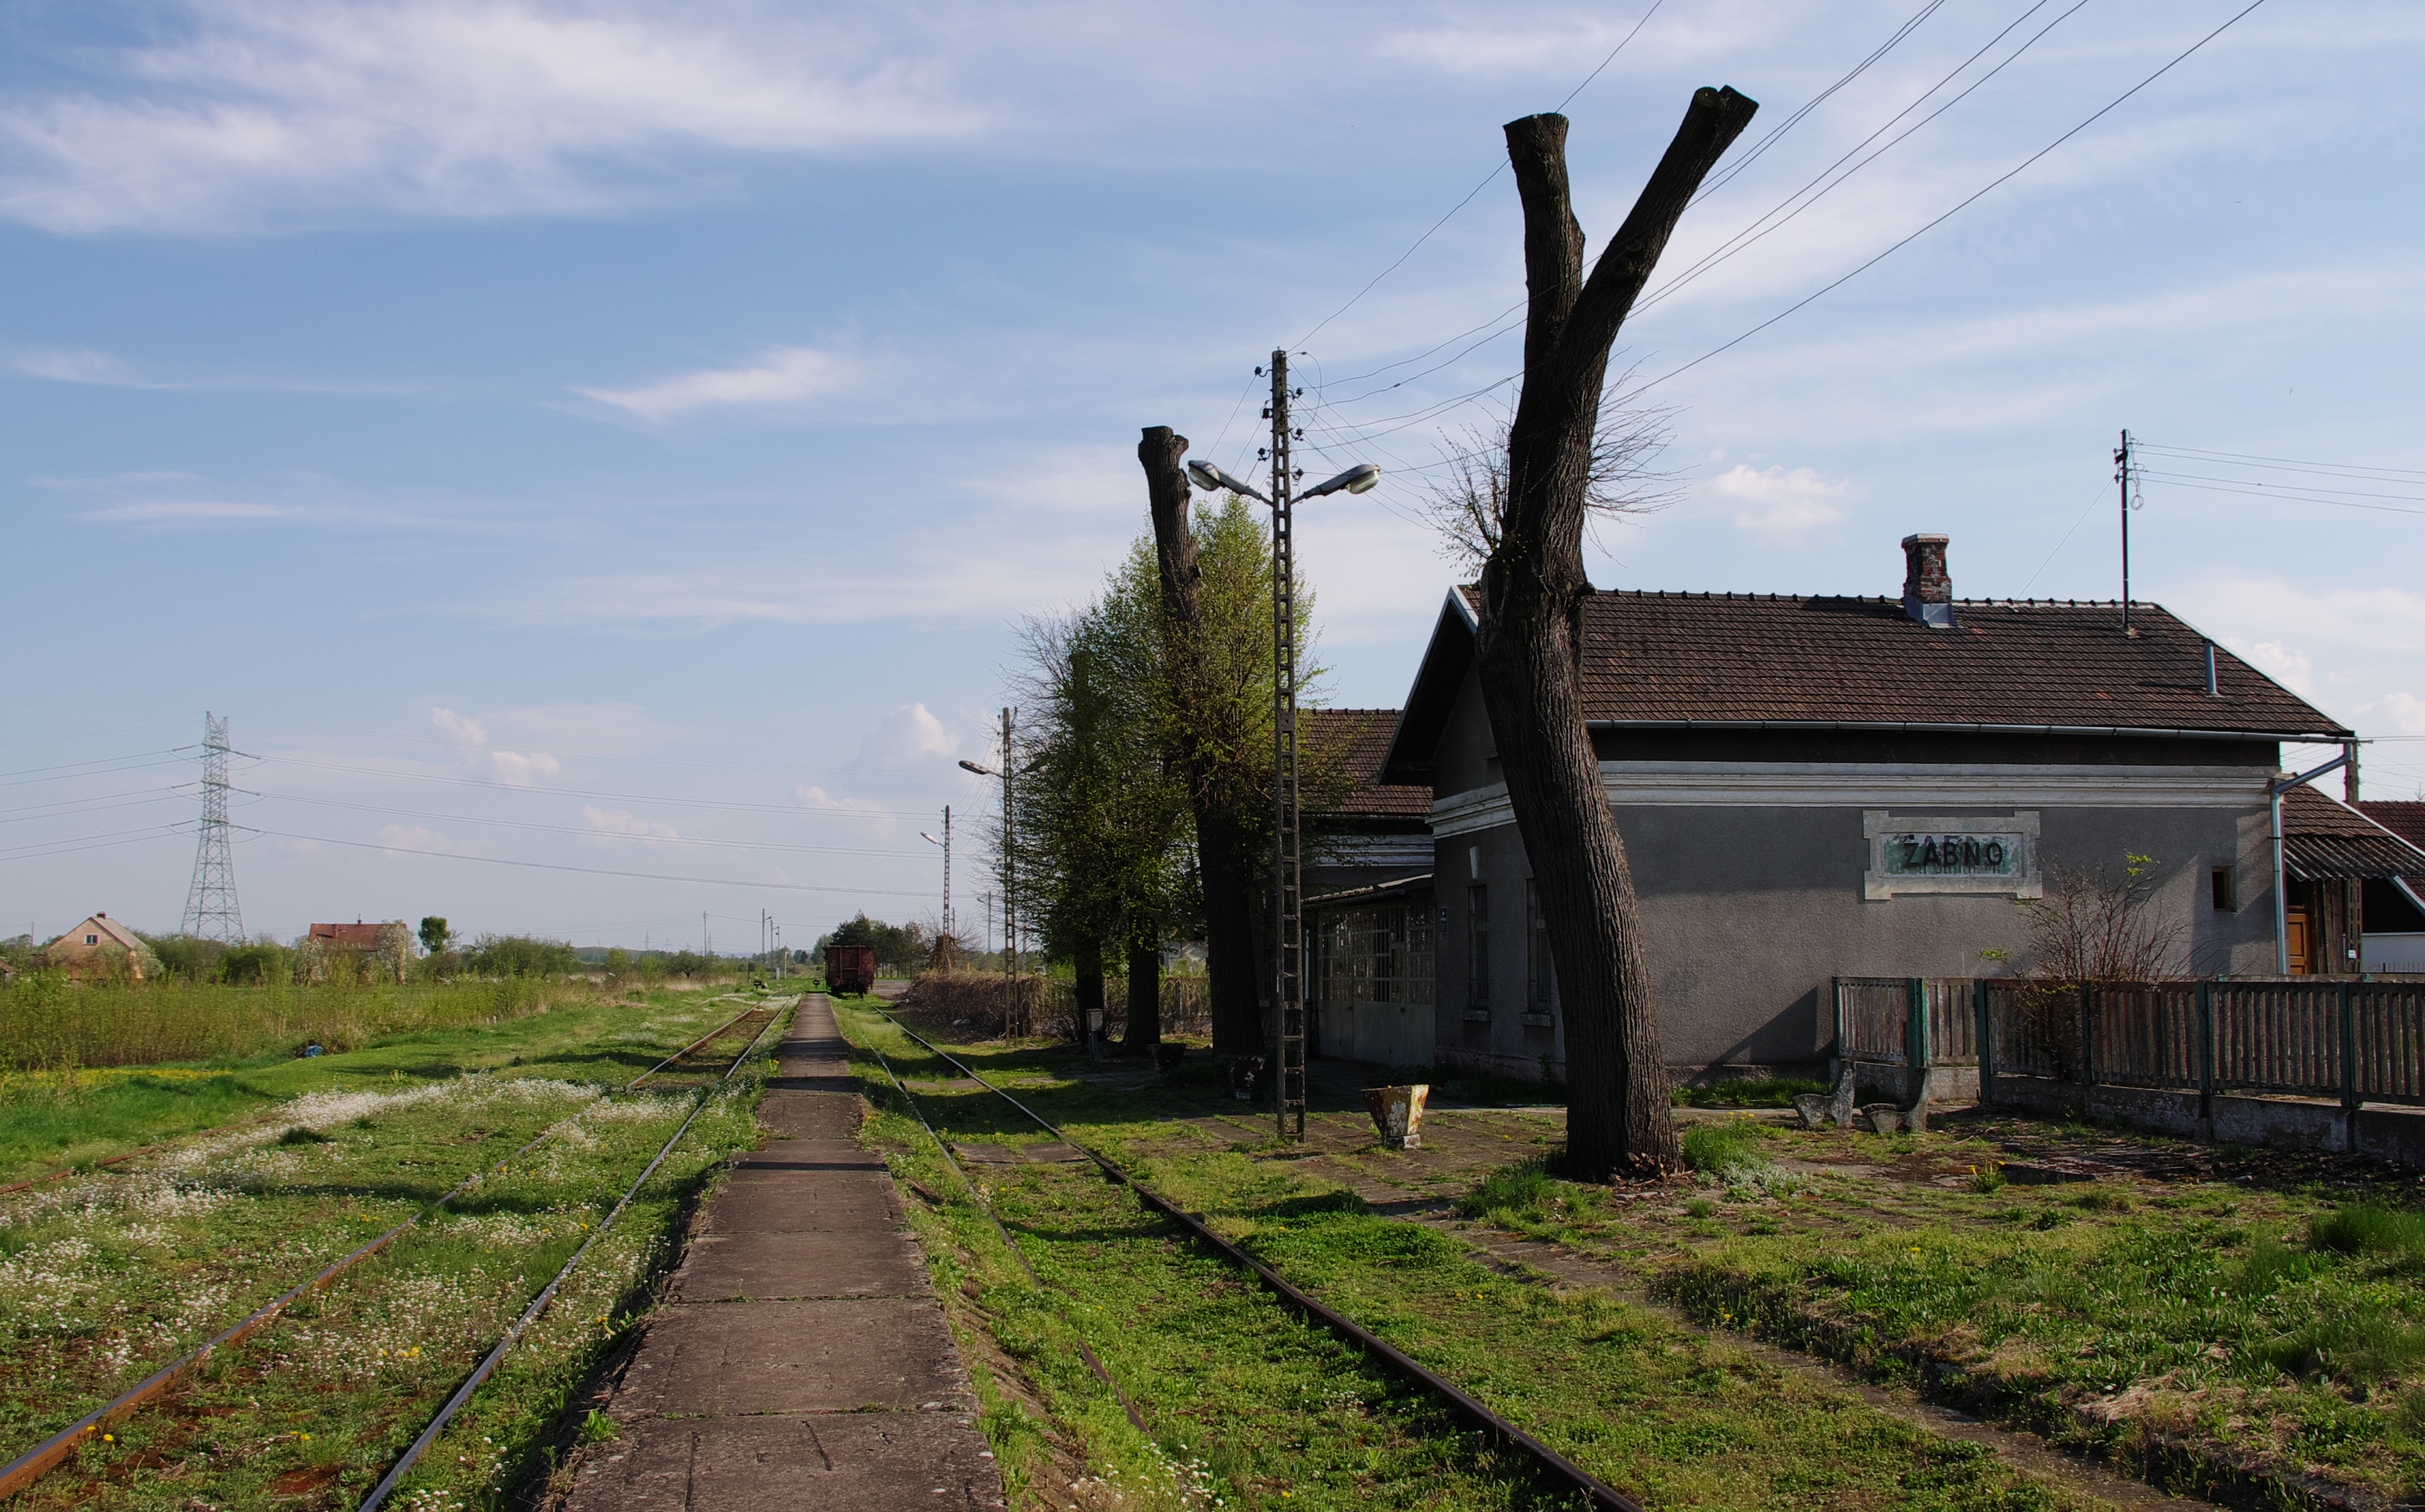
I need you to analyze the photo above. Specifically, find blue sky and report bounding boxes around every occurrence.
[6,0,2422,952]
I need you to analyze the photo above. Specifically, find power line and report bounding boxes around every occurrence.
[1290,0,1667,350]
[239,827,931,897]
[252,754,929,819]
[2135,442,2425,483]
[2135,471,2425,518]
[252,791,932,858]
[1689,0,1953,204]
[1636,0,2274,393]
[1635,0,2086,318]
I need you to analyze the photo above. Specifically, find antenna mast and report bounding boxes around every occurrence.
[180,712,244,942]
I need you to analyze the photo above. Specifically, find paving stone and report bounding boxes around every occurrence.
[614,1298,967,1417]
[726,1147,888,1174]
[672,1228,928,1302]
[704,1173,901,1234]
[755,1095,861,1140]
[567,1413,1004,1511]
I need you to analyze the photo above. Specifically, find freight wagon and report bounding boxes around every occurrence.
[824,943,877,995]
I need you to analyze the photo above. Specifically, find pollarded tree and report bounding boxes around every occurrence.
[1475,94,1757,1182]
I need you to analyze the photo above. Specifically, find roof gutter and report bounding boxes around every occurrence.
[1583,719,2348,742]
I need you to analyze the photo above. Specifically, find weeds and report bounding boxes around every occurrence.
[1681,1119,1774,1182]
[2311,1203,2425,1267]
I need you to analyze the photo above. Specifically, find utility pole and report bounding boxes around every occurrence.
[1267,350,1307,1144]
[2115,429,2136,637]
[942,805,954,945]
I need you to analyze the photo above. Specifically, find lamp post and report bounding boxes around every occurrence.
[1187,351,1379,1142]
[962,712,1020,1032]
[921,805,954,966]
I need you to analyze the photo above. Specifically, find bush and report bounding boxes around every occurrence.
[462,934,581,979]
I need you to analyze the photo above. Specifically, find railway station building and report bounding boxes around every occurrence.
[1315,532,2379,1085]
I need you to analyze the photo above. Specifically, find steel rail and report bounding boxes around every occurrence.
[358,1000,790,1510]
[0,1001,780,1500]
[864,1041,1148,1433]
[624,1003,770,1090]
[868,1011,1647,1512]
[0,1107,581,1498]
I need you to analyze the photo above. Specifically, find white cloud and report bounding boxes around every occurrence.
[578,346,858,422]
[489,750,561,786]
[1709,463,1847,538]
[580,805,680,845]
[2244,640,2316,698]
[854,704,956,769]
[0,1,981,234]
[78,499,306,523]
[2171,574,2425,739]
[431,706,487,749]
[10,348,176,386]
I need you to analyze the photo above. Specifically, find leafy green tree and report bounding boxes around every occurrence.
[418,916,452,955]
[464,933,580,978]
[821,915,927,973]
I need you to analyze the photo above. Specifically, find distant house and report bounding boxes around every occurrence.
[46,912,156,981]
[2353,800,2425,973]
[303,920,415,982]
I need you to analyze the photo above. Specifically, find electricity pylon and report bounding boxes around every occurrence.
[180,712,244,942]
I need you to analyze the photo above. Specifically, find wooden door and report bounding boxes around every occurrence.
[2286,908,2311,974]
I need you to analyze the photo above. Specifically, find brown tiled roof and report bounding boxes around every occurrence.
[1450,587,2344,736]
[1305,708,1431,818]
[309,922,385,949]
[2283,787,2425,882]
[2362,802,2425,851]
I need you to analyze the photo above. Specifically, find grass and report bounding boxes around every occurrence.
[837,1007,2100,1511]
[1680,1118,1778,1183]
[1672,1077,1832,1109]
[1434,1117,2425,1508]
[0,985,745,1184]
[0,987,788,1510]
[0,971,599,1074]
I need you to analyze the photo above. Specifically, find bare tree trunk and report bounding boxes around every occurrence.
[1140,426,1266,1056]
[1481,93,1757,1182]
[1121,939,1163,1053]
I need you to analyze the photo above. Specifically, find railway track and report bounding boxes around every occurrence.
[0,999,787,1506]
[868,1007,1647,1512]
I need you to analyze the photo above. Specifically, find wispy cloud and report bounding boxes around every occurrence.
[0,1,982,234]
[1708,463,1848,538]
[577,345,859,422]
[9,348,185,387]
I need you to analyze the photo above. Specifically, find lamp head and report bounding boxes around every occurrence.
[957,759,995,777]
[1184,459,1270,503]
[920,833,942,846]
[1302,463,1381,498]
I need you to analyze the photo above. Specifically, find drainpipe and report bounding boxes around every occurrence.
[2270,750,2353,974]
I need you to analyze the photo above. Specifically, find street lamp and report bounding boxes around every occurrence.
[1187,349,1380,1143]
[921,806,954,962]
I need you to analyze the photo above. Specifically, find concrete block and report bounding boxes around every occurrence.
[568,1413,1004,1511]
[705,1173,901,1234]
[755,1095,862,1140]
[614,1298,969,1417]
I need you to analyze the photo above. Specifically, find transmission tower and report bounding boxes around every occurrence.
[180,712,245,942]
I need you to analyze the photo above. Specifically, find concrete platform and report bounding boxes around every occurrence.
[570,1414,1003,1511]
[567,994,1003,1511]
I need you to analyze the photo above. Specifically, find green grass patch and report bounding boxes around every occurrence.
[1681,1119,1777,1181]
[1672,1077,1831,1108]
[835,1006,2099,1512]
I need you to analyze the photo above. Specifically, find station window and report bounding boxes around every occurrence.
[1466,884,1490,1009]
[1525,881,1554,1017]
[2211,866,2236,912]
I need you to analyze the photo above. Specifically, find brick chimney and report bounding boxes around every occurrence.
[1900,533,1956,628]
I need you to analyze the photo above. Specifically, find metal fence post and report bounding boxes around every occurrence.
[2080,983,2098,1089]
[1829,977,1845,1083]
[2197,979,2215,1122]
[1974,978,1994,1107]
[1907,976,1928,1092]
[2341,982,2361,1153]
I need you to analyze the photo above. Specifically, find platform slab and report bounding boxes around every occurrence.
[566,1412,1004,1512]
[672,1227,928,1302]
[614,1297,967,1417]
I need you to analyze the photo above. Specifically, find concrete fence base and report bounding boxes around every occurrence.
[1984,1073,2425,1167]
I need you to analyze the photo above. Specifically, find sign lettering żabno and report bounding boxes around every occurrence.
[1862,811,2041,900]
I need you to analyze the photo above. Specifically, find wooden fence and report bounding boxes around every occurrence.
[1834,975,2425,1111]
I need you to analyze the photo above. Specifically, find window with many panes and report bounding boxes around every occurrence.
[1466,884,1490,1009]
[1525,880,1554,1020]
